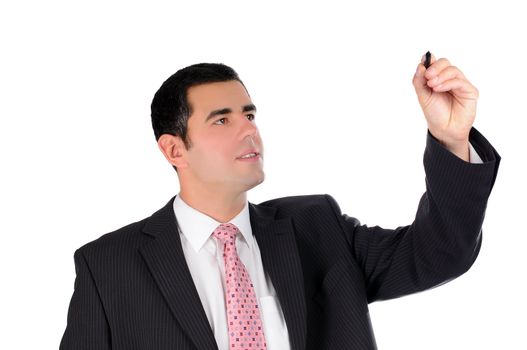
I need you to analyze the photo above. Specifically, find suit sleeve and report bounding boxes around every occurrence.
[59,248,111,349]
[326,126,501,303]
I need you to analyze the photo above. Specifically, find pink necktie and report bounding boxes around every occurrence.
[212,223,267,350]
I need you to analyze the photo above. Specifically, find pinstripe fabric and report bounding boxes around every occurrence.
[60,126,500,350]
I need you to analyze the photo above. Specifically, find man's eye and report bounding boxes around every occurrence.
[214,118,227,125]
[247,114,255,121]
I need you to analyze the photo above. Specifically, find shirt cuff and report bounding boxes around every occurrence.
[469,142,483,164]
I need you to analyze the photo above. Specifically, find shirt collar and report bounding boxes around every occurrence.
[172,193,255,253]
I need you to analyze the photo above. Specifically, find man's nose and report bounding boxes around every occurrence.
[239,115,258,139]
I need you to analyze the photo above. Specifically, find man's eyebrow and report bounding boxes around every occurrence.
[205,104,257,123]
[242,104,257,113]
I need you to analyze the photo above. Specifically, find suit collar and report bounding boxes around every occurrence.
[172,193,255,253]
[140,195,307,350]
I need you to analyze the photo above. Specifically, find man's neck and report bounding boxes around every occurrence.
[178,188,247,223]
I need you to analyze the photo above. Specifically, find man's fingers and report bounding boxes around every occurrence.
[430,77,479,98]
[413,54,473,100]
[426,66,466,88]
[424,58,452,80]
[413,53,436,101]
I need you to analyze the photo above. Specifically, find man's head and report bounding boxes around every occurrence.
[151,63,264,196]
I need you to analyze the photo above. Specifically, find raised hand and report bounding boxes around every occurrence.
[412,52,478,161]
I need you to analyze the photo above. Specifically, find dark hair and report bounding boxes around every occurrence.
[150,63,246,172]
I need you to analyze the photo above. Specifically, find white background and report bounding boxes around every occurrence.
[1,0,525,348]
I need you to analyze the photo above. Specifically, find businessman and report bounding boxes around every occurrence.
[60,53,501,349]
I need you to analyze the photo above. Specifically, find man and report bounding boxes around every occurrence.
[60,54,501,349]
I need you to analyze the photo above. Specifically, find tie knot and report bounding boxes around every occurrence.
[212,223,240,243]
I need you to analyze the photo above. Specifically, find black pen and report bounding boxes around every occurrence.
[424,51,432,69]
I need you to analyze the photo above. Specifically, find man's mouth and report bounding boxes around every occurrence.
[238,152,259,159]
[236,152,261,160]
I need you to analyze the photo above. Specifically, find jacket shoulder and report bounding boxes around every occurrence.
[257,193,340,217]
[75,216,150,259]
[258,193,326,206]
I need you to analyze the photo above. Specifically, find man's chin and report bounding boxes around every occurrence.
[243,174,265,191]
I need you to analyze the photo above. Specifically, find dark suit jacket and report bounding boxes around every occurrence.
[60,127,500,350]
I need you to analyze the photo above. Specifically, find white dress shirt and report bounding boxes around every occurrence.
[172,142,483,350]
[173,195,291,350]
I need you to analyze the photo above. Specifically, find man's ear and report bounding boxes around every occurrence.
[157,134,189,169]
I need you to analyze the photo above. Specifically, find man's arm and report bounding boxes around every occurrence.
[326,126,500,303]
[59,249,111,350]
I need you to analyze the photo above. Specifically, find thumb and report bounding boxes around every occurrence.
[412,52,436,102]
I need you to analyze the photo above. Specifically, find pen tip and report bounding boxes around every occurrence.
[424,51,432,68]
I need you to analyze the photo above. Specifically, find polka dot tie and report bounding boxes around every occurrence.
[212,223,267,350]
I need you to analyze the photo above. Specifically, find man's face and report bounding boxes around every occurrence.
[180,80,264,194]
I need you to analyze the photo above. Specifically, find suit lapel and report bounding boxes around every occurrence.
[250,202,307,350]
[138,196,218,350]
